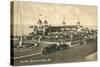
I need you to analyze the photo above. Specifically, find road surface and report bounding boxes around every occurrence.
[12,41,97,66]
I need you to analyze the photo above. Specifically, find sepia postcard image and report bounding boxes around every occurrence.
[10,1,97,66]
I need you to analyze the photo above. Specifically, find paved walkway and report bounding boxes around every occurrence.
[84,52,97,61]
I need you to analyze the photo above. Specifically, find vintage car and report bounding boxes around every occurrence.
[42,42,69,54]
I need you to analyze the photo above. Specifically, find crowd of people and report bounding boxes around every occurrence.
[12,18,97,48]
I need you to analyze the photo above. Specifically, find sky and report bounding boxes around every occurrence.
[12,1,97,35]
